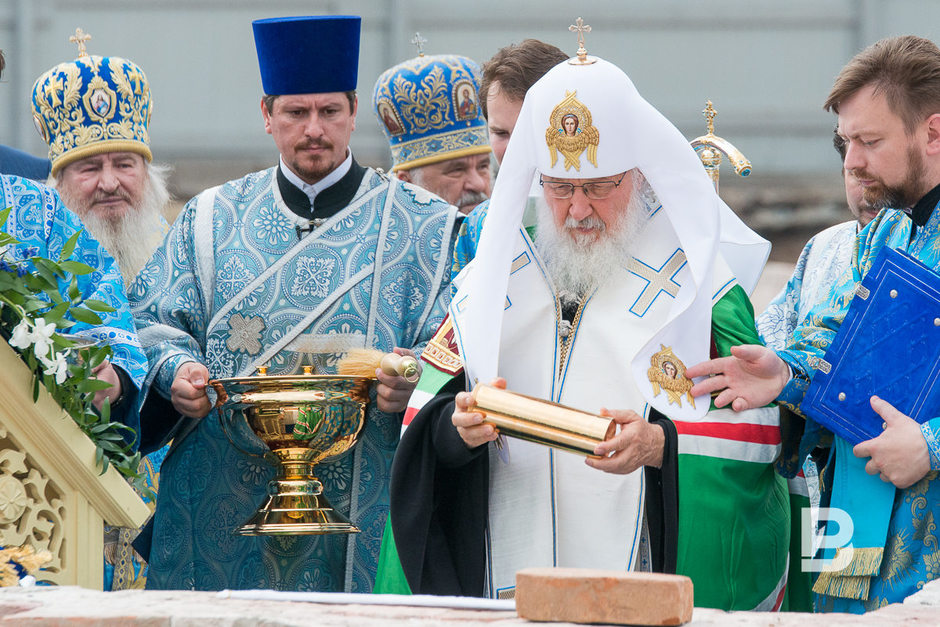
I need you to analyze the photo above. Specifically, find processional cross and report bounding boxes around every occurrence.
[703,100,717,136]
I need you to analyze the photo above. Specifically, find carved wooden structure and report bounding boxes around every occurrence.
[0,342,149,588]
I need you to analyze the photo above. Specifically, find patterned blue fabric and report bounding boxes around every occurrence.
[32,50,153,175]
[104,444,167,590]
[775,205,940,611]
[922,418,940,471]
[453,200,536,283]
[452,200,487,282]
[372,54,489,171]
[757,221,857,351]
[129,167,456,592]
[0,174,146,426]
[757,220,857,478]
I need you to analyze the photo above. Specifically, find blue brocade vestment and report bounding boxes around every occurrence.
[775,205,940,611]
[129,166,457,592]
[0,174,146,425]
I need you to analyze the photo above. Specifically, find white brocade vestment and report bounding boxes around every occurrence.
[453,208,735,598]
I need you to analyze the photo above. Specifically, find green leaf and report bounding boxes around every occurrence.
[82,299,116,313]
[76,378,113,394]
[58,260,95,276]
[0,221,146,487]
[31,257,64,283]
[96,431,127,442]
[43,302,69,325]
[69,306,103,325]
[47,289,65,305]
[98,441,122,453]
[58,229,81,262]
[67,275,80,303]
[22,299,46,313]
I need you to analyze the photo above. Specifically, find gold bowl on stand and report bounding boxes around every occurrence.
[210,371,372,536]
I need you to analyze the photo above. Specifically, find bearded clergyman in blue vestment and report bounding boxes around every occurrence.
[690,35,940,613]
[128,15,459,592]
[0,174,147,427]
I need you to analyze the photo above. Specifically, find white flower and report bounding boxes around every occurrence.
[30,318,56,359]
[8,320,32,350]
[41,352,69,384]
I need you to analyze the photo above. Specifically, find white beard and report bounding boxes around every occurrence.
[535,187,649,297]
[56,164,171,286]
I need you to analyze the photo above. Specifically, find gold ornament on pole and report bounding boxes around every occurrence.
[690,100,752,193]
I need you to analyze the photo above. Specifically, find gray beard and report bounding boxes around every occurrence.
[55,165,171,286]
[409,166,489,213]
[534,191,649,297]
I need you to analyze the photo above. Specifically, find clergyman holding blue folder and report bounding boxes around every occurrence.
[687,35,940,613]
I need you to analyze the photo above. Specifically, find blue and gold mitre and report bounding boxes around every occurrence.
[31,29,152,176]
[253,16,360,95]
[373,53,490,171]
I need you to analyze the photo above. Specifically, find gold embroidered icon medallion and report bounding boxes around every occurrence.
[647,344,695,408]
[545,91,599,171]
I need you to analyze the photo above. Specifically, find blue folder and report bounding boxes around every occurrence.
[799,247,940,445]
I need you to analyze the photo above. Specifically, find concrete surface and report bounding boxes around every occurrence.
[0,579,938,626]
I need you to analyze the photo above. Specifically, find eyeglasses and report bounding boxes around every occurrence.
[539,172,627,200]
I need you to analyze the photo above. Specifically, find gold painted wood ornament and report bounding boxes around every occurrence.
[468,383,616,457]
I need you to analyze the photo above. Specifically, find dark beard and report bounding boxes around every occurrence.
[861,147,927,210]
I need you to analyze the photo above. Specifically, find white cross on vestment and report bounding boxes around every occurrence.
[626,250,687,317]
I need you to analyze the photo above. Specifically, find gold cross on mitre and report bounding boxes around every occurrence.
[127,65,145,95]
[567,17,596,65]
[411,32,428,57]
[69,28,92,57]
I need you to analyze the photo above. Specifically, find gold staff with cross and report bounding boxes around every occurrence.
[690,100,752,193]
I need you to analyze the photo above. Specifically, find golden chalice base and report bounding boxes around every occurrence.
[236,455,360,536]
[210,374,370,536]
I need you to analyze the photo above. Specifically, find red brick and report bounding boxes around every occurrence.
[515,567,693,625]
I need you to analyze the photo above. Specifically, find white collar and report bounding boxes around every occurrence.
[279,151,353,206]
